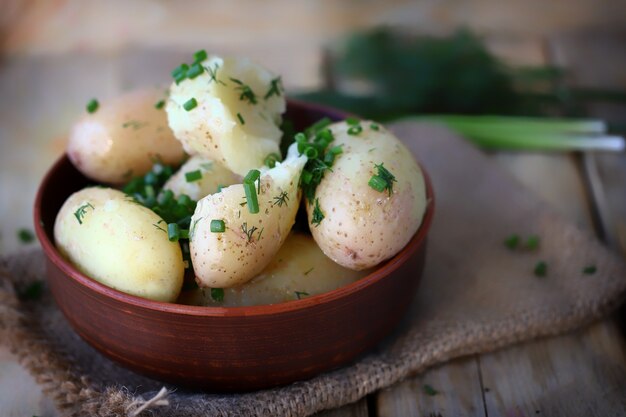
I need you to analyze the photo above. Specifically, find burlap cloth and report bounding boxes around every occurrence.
[1,122,625,417]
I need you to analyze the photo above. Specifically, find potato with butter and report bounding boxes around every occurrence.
[68,88,186,184]
[189,144,306,288]
[162,155,240,201]
[179,232,371,307]
[306,121,427,270]
[166,55,285,176]
[54,187,184,302]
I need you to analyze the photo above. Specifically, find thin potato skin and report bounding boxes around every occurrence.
[306,121,427,270]
[190,146,306,288]
[54,187,184,302]
[178,232,370,307]
[67,88,186,184]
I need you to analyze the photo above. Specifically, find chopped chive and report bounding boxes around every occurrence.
[17,228,35,244]
[368,175,387,192]
[347,125,363,135]
[179,229,190,239]
[346,117,360,126]
[86,99,99,113]
[193,49,208,63]
[183,98,198,111]
[217,184,225,192]
[582,265,597,275]
[323,152,335,165]
[244,169,261,184]
[304,117,331,137]
[210,219,225,233]
[186,63,204,79]
[243,182,259,214]
[295,132,307,143]
[304,146,319,159]
[177,194,194,209]
[329,145,343,155]
[370,123,380,131]
[155,99,166,109]
[264,153,281,168]
[534,261,547,277]
[504,234,520,250]
[423,384,439,396]
[167,223,180,242]
[171,63,189,78]
[525,235,540,250]
[210,288,224,302]
[237,112,245,125]
[185,169,202,182]
[301,170,313,185]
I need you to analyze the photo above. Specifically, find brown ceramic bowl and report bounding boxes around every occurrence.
[34,100,434,392]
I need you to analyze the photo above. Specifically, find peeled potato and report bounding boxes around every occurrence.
[306,121,427,270]
[163,156,240,201]
[68,88,186,184]
[178,232,371,307]
[189,144,306,288]
[54,187,184,302]
[166,55,285,176]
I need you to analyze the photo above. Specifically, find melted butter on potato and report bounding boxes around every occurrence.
[68,88,186,184]
[54,187,184,302]
[189,144,306,288]
[306,121,427,270]
[163,155,240,200]
[178,232,371,307]
[166,55,285,176]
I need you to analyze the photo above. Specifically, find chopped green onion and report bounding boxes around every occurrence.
[244,169,261,183]
[86,99,99,113]
[243,182,259,214]
[154,99,165,110]
[329,145,343,155]
[504,234,520,250]
[368,175,387,192]
[323,152,335,165]
[17,228,35,244]
[193,49,208,63]
[179,229,190,240]
[346,117,360,125]
[301,170,313,185]
[185,169,202,182]
[304,146,319,159]
[525,235,540,250]
[295,132,307,143]
[582,265,597,275]
[183,98,198,111]
[534,261,547,277]
[186,63,204,79]
[210,219,225,233]
[304,117,332,137]
[237,112,245,125]
[171,63,189,78]
[177,194,194,209]
[157,189,174,205]
[167,223,180,242]
[264,153,281,168]
[370,123,380,131]
[211,288,224,302]
[347,125,363,135]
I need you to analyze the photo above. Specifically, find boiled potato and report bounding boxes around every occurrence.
[163,156,240,200]
[179,232,371,306]
[68,88,186,184]
[54,187,184,302]
[307,121,427,270]
[189,144,306,288]
[166,55,285,176]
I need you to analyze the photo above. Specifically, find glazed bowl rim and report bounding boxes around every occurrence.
[34,100,435,318]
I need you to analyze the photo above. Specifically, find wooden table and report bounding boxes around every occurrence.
[1,3,625,416]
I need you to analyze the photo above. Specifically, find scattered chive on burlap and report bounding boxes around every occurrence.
[1,122,625,417]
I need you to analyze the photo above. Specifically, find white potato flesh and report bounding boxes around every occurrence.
[163,156,240,201]
[54,187,184,302]
[68,88,186,184]
[178,232,371,307]
[307,121,427,270]
[190,144,306,288]
[166,55,285,176]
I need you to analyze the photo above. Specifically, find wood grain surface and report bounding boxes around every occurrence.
[1,1,625,416]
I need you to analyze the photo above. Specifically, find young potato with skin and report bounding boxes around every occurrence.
[190,144,306,288]
[68,88,186,184]
[166,55,285,176]
[307,121,427,270]
[179,232,371,307]
[163,155,240,201]
[54,187,184,302]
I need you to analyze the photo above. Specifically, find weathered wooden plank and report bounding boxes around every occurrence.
[480,321,626,417]
[376,356,486,417]
[315,398,370,417]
